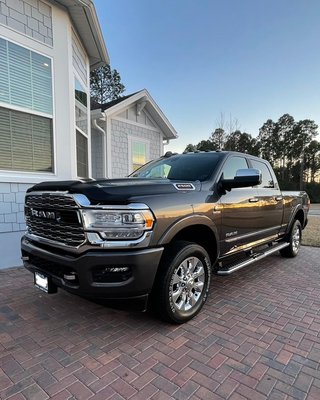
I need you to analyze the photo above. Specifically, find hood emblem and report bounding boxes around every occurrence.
[174,183,195,191]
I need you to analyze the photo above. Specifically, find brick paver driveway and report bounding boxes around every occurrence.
[1,247,320,400]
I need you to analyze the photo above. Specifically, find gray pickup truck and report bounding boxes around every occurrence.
[21,151,309,323]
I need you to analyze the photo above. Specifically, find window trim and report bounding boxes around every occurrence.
[0,36,54,116]
[0,37,56,178]
[128,136,150,175]
[73,74,90,178]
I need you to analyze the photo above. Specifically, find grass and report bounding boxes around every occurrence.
[302,216,319,247]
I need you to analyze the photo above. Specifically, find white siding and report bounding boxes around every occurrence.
[0,2,91,268]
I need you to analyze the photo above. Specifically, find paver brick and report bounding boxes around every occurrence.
[0,247,320,399]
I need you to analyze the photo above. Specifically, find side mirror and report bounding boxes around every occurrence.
[220,168,262,191]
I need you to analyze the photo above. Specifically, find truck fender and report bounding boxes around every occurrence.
[158,214,219,251]
[285,204,305,234]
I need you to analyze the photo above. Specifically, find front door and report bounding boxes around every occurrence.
[219,155,261,256]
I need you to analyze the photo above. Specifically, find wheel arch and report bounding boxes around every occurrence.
[158,215,219,266]
[286,206,306,234]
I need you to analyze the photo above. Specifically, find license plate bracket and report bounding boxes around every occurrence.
[34,272,57,294]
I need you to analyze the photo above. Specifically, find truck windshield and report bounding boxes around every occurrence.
[130,153,222,182]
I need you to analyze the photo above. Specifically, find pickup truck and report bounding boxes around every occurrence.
[21,151,309,323]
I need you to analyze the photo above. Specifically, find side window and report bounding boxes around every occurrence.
[222,156,248,179]
[251,160,274,188]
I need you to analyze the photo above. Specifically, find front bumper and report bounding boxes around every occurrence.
[21,236,164,300]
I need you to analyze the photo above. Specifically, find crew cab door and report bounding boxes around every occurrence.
[249,158,283,238]
[219,155,261,256]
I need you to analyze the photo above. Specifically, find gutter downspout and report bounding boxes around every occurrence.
[92,117,107,178]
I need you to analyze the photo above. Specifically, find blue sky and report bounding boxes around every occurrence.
[94,0,320,153]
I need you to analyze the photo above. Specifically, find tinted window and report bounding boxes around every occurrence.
[221,156,248,179]
[251,160,274,188]
[130,153,221,182]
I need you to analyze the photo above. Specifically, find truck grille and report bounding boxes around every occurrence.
[26,195,78,209]
[25,194,85,247]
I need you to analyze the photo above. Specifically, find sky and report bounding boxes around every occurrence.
[94,0,320,153]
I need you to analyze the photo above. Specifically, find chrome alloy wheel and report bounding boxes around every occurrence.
[170,256,205,312]
[292,223,301,253]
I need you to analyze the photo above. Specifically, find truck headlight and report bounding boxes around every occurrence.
[81,209,154,240]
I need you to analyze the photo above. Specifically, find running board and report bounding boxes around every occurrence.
[217,242,289,275]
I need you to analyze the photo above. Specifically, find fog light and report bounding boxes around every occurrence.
[105,267,130,273]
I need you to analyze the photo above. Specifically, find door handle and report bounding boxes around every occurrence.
[249,197,259,203]
[275,196,283,201]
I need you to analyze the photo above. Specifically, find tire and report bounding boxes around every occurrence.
[153,241,211,324]
[280,220,302,258]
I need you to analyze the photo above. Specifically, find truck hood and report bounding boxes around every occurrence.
[27,178,200,205]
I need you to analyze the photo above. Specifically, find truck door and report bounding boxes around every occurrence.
[249,159,283,238]
[219,155,261,256]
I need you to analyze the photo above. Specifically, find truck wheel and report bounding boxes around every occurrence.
[280,220,302,258]
[155,241,211,324]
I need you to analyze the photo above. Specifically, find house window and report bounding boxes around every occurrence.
[76,130,88,178]
[131,140,149,172]
[74,78,89,178]
[0,38,53,115]
[0,38,53,172]
[0,107,53,172]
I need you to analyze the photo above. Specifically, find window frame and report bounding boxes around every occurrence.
[73,74,90,179]
[0,36,56,178]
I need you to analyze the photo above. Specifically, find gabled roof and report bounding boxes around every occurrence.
[55,0,109,69]
[91,93,138,111]
[91,90,178,140]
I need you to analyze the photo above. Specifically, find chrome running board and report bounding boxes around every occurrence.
[217,242,289,275]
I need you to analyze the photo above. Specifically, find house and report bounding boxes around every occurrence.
[91,89,177,179]
[0,1,177,269]
[0,0,108,268]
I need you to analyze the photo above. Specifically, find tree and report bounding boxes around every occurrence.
[184,143,196,152]
[224,130,259,155]
[293,120,318,189]
[304,140,320,182]
[210,128,226,150]
[196,140,215,151]
[257,119,278,163]
[90,64,125,104]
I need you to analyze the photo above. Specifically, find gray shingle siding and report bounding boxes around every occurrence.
[0,0,53,46]
[0,183,32,233]
[111,119,162,178]
[72,33,88,84]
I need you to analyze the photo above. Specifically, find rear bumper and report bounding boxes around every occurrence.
[21,236,164,300]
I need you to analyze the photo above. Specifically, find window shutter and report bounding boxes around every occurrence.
[0,107,53,172]
[8,41,33,110]
[11,110,33,171]
[31,52,52,114]
[0,39,52,115]
[0,39,10,104]
[0,107,12,170]
[32,115,53,172]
